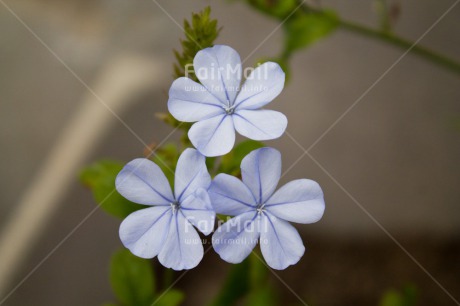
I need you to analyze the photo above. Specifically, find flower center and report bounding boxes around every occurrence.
[170,201,180,214]
[256,204,265,215]
[224,105,235,115]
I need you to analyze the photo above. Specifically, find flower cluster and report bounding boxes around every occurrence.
[116,45,325,270]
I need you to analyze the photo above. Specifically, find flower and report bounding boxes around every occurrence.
[168,45,287,157]
[115,148,215,270]
[210,147,325,270]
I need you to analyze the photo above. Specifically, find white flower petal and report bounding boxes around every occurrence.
[234,62,285,110]
[180,188,216,236]
[260,212,305,270]
[233,109,287,140]
[193,45,242,104]
[212,211,261,264]
[119,206,172,258]
[209,173,257,216]
[174,148,211,201]
[265,179,325,224]
[158,212,204,270]
[115,158,174,205]
[168,77,225,122]
[188,114,235,157]
[241,148,281,204]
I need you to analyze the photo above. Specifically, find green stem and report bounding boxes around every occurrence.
[337,19,460,75]
[296,4,460,75]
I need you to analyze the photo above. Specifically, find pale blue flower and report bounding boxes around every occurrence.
[116,148,215,270]
[210,147,325,270]
[168,45,287,157]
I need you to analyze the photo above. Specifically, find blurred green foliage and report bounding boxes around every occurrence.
[154,290,185,306]
[107,249,184,306]
[208,252,277,306]
[110,249,156,306]
[208,259,250,306]
[80,160,144,219]
[245,286,277,306]
[246,0,298,19]
[246,252,278,306]
[379,284,417,306]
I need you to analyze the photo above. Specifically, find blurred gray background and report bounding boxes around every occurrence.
[0,0,459,305]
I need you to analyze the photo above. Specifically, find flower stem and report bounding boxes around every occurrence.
[292,2,460,74]
[337,18,460,75]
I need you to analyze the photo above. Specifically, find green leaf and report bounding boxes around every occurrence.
[245,0,299,19]
[219,140,264,176]
[153,289,185,306]
[80,160,144,219]
[207,260,251,306]
[379,284,417,306]
[109,249,155,306]
[284,10,339,53]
